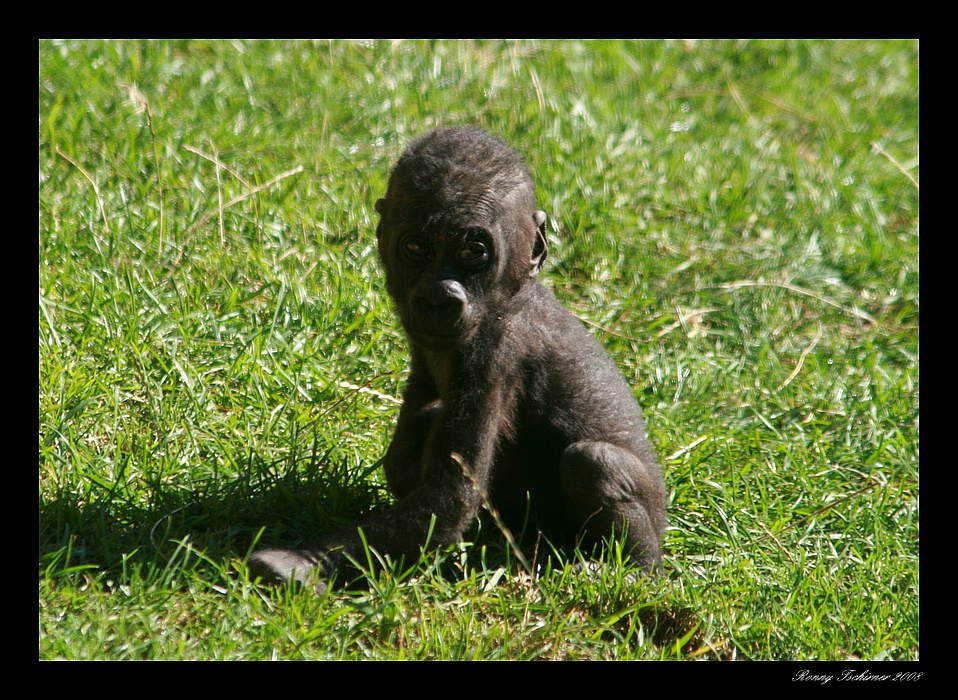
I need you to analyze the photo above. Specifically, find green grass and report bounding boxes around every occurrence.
[39,39,918,660]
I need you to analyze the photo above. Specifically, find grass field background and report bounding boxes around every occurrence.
[39,39,918,660]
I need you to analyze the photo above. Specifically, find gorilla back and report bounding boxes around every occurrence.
[249,127,667,592]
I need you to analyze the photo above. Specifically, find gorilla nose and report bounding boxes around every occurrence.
[413,280,467,330]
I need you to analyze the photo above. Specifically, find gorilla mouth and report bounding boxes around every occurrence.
[409,328,461,345]
[404,316,463,341]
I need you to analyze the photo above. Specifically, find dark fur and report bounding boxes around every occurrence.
[249,128,667,593]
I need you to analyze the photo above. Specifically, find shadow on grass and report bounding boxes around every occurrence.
[38,451,386,582]
[39,450,703,656]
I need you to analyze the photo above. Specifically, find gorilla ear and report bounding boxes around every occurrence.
[530,210,548,276]
[375,198,387,216]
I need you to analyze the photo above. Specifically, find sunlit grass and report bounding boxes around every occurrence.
[39,39,918,660]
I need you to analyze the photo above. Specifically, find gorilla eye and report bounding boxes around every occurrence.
[402,237,430,262]
[456,239,490,270]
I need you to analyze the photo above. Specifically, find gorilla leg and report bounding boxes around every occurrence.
[559,441,666,574]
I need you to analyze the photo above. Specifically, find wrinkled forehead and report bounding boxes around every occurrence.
[385,163,535,225]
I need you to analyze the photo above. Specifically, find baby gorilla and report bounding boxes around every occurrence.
[249,127,667,593]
